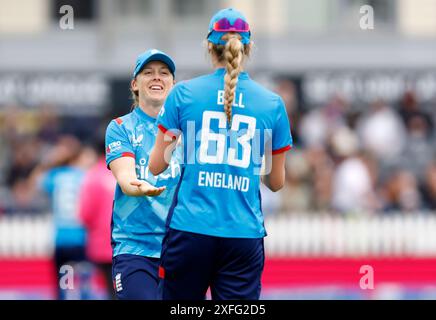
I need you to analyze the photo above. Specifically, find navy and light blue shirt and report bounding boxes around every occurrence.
[105,107,182,258]
[157,68,293,239]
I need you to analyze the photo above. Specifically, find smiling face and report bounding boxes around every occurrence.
[131,60,174,109]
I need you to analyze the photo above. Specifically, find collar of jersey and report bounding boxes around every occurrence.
[214,68,249,79]
[134,106,157,122]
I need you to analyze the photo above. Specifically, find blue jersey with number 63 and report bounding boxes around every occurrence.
[157,68,292,238]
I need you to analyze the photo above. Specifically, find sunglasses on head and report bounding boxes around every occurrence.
[212,17,250,33]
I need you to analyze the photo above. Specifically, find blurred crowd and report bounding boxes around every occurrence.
[0,104,106,215]
[0,104,117,299]
[262,80,436,215]
[0,81,435,218]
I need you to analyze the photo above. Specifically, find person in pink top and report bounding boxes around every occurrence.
[79,135,116,299]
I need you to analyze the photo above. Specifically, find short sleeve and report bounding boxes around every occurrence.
[157,83,183,139]
[105,118,135,168]
[272,97,293,154]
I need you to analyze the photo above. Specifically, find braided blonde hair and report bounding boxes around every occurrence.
[209,33,250,124]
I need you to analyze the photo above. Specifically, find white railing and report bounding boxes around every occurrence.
[1,212,436,258]
[265,213,436,257]
[0,214,53,258]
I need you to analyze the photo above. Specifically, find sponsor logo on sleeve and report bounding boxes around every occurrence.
[107,141,122,153]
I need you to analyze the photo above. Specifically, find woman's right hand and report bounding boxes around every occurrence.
[130,180,166,197]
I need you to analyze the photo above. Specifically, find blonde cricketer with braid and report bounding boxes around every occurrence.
[149,8,293,300]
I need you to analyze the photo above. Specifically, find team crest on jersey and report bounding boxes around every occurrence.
[132,134,144,147]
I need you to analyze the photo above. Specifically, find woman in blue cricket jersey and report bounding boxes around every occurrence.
[105,49,182,299]
[31,135,89,300]
[149,8,293,300]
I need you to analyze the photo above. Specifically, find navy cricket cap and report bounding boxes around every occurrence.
[133,49,176,78]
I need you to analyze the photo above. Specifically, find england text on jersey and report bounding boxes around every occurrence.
[198,170,250,192]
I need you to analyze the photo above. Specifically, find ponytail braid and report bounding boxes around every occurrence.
[208,33,250,124]
[222,34,243,125]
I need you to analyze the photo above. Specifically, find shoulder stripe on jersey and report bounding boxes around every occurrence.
[158,266,165,279]
[121,152,135,158]
[158,124,177,140]
[272,145,292,155]
[107,152,135,170]
[115,118,123,125]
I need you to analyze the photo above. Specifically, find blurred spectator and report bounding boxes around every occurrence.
[36,105,62,144]
[79,132,116,299]
[357,100,407,163]
[397,113,435,182]
[76,144,99,169]
[274,78,301,145]
[298,108,329,148]
[422,162,436,211]
[398,90,434,135]
[3,178,48,215]
[281,150,313,212]
[330,127,379,214]
[382,169,423,213]
[299,94,348,148]
[308,147,335,211]
[61,116,101,142]
[309,147,335,211]
[0,105,40,142]
[275,78,298,115]
[280,145,336,213]
[6,136,41,187]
